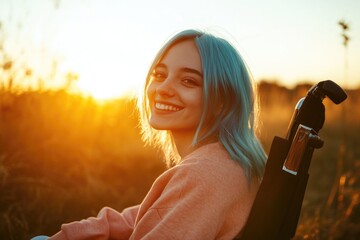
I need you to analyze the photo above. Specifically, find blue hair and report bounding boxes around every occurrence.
[139,29,267,181]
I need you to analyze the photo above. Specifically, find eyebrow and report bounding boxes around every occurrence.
[155,63,203,78]
[180,67,203,78]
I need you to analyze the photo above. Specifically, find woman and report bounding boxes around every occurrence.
[34,29,267,240]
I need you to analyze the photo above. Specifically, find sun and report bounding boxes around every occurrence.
[74,71,137,101]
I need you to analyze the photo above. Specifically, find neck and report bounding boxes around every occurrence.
[171,130,217,159]
[171,130,197,158]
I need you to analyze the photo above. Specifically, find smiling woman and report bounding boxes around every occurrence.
[147,39,204,140]
[32,28,268,240]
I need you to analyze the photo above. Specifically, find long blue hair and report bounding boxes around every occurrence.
[139,29,267,181]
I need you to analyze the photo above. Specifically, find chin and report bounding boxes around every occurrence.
[149,120,168,130]
[150,125,167,130]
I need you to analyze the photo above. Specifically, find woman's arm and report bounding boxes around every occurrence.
[49,205,139,240]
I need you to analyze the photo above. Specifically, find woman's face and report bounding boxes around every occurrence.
[147,39,203,136]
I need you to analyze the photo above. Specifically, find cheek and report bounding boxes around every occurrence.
[187,91,203,110]
[146,83,156,102]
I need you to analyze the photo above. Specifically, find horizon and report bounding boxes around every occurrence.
[1,0,360,99]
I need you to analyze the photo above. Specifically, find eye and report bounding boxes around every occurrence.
[182,78,199,87]
[151,70,166,82]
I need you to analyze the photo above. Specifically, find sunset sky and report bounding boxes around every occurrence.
[1,0,359,99]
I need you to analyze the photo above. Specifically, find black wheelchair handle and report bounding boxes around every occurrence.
[309,80,347,104]
[286,80,347,142]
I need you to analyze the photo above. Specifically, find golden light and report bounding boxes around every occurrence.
[75,70,135,101]
[55,36,142,101]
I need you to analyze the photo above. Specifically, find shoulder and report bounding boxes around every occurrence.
[144,142,259,209]
[180,142,246,182]
[170,142,254,195]
[150,142,258,199]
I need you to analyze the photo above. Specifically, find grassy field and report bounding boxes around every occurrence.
[0,82,359,239]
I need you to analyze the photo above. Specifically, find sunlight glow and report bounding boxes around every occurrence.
[75,71,137,100]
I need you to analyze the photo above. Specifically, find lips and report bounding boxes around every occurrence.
[155,102,183,112]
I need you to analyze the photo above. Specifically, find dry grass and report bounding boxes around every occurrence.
[0,82,359,239]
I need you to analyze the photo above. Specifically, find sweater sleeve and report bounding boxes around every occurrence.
[130,160,250,240]
[48,205,139,240]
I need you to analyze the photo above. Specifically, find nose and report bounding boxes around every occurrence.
[156,77,175,97]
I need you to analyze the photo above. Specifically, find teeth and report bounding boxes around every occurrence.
[155,102,181,111]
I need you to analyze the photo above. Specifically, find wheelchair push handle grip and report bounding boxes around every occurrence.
[309,80,347,104]
[286,80,347,142]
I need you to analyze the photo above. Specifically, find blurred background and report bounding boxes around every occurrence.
[0,0,359,239]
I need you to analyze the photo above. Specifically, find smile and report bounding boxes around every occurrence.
[155,102,182,112]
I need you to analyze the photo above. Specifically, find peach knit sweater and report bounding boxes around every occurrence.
[49,142,259,240]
